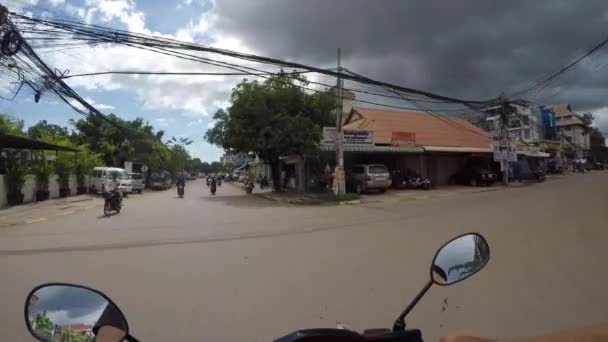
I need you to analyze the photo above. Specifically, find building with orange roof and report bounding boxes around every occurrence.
[317,107,496,186]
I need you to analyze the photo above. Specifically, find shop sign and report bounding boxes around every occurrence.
[494,150,517,162]
[391,131,416,147]
[323,127,374,146]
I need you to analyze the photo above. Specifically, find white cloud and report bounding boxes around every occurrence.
[68,97,114,113]
[206,120,216,129]
[154,117,176,128]
[47,0,65,6]
[591,107,608,134]
[186,118,204,127]
[5,0,39,11]
[33,0,257,118]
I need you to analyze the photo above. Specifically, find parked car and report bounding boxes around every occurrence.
[90,167,132,194]
[129,172,144,194]
[449,163,496,186]
[592,162,606,170]
[392,168,432,190]
[347,164,391,194]
[149,171,172,190]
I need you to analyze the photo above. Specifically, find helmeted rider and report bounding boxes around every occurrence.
[109,174,121,208]
[176,172,186,195]
[176,172,186,187]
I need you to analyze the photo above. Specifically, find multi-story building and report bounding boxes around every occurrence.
[479,103,541,144]
[546,104,589,159]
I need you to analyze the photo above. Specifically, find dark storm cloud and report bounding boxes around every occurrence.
[213,0,608,119]
[30,285,108,322]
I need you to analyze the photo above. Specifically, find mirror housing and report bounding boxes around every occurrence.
[430,233,490,286]
[24,283,130,342]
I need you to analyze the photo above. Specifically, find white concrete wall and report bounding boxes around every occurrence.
[0,174,89,208]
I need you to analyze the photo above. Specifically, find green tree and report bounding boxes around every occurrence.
[32,153,52,196]
[54,152,74,192]
[0,113,24,135]
[33,313,53,339]
[27,120,69,140]
[4,151,28,204]
[581,113,595,136]
[61,327,92,342]
[205,71,335,189]
[589,127,608,162]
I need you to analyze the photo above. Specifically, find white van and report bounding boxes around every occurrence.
[90,167,132,194]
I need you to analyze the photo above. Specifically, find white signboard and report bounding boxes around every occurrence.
[493,151,517,162]
[323,127,374,146]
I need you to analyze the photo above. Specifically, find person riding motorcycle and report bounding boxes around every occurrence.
[210,175,217,195]
[176,172,185,187]
[108,174,121,208]
[176,172,185,189]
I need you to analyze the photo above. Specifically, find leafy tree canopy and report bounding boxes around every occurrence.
[205,71,336,186]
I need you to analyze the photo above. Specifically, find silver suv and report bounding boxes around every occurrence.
[348,164,391,194]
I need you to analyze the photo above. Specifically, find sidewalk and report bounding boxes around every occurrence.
[0,194,99,228]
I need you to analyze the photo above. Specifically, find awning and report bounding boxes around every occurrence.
[517,151,550,158]
[0,134,79,152]
[422,146,492,153]
[318,144,423,153]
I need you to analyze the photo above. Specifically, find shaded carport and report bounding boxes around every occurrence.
[319,144,425,176]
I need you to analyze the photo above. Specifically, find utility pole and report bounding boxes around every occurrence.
[333,48,346,196]
[499,98,513,186]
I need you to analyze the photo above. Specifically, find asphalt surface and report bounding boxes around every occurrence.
[1,173,608,341]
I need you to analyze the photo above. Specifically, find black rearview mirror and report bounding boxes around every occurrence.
[25,283,129,342]
[431,233,490,286]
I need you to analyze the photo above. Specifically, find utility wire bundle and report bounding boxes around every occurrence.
[6,11,502,110]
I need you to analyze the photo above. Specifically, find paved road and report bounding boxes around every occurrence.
[1,174,608,341]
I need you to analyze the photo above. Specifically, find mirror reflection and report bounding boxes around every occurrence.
[26,285,127,342]
[431,233,490,285]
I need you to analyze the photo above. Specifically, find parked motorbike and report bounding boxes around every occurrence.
[245,179,254,194]
[177,183,185,198]
[217,177,222,187]
[210,181,217,195]
[103,191,121,216]
[534,169,547,182]
[392,170,432,190]
[259,176,269,189]
[22,233,490,342]
[206,177,211,187]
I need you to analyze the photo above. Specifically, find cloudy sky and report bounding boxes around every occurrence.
[29,285,109,326]
[3,0,608,161]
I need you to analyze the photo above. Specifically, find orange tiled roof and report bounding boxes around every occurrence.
[344,107,491,149]
[62,324,93,332]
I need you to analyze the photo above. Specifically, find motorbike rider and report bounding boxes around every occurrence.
[210,175,217,194]
[176,172,186,192]
[108,174,121,208]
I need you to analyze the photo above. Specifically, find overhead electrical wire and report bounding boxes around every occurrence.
[9,12,500,107]
[511,33,608,98]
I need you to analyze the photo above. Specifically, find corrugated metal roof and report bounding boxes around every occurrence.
[0,134,79,152]
[319,144,423,153]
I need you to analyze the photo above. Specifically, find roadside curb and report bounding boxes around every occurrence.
[255,193,362,206]
[339,199,361,205]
